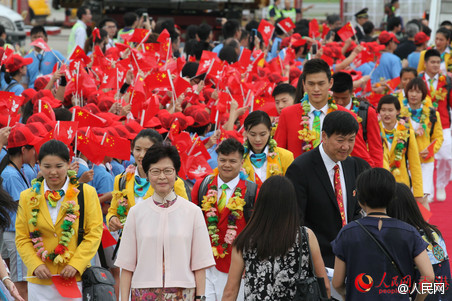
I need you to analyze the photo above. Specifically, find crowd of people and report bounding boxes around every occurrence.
[0,2,450,301]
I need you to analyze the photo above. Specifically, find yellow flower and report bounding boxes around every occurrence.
[212,246,219,257]
[298,129,316,142]
[392,168,401,176]
[29,196,40,208]
[226,197,246,211]
[201,196,216,211]
[269,164,282,176]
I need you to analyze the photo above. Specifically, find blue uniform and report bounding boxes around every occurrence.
[22,163,38,183]
[110,160,125,176]
[370,52,402,84]
[25,49,66,89]
[92,164,114,195]
[1,165,29,232]
[4,79,24,96]
[408,52,421,69]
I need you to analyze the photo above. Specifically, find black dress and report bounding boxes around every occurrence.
[242,227,310,300]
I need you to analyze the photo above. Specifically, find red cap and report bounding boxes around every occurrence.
[8,126,41,148]
[378,31,399,44]
[414,32,429,46]
[34,76,50,91]
[290,34,307,48]
[25,122,49,137]
[5,54,33,73]
[84,103,101,114]
[26,112,56,126]
[189,109,210,127]
[22,89,38,103]
[124,120,143,136]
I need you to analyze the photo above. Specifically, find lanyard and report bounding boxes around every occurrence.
[9,160,30,188]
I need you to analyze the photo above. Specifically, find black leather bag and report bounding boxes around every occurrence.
[293,226,330,301]
[77,184,116,301]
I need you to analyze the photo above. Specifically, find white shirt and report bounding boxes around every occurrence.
[43,177,70,225]
[309,102,329,130]
[424,73,439,91]
[319,144,348,223]
[217,174,240,205]
[249,146,269,182]
[345,99,353,110]
[74,20,87,50]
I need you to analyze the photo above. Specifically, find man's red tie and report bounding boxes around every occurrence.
[334,164,346,227]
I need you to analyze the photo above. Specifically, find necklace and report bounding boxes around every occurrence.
[201,170,246,259]
[298,94,337,152]
[29,170,80,264]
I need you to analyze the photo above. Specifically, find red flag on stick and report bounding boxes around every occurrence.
[257,19,274,46]
[423,139,437,160]
[101,223,117,248]
[337,22,356,41]
[309,19,320,38]
[51,276,82,298]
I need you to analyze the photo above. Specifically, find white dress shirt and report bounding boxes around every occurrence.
[424,72,439,91]
[319,144,348,223]
[309,102,329,130]
[249,146,269,182]
[43,177,70,225]
[217,174,240,205]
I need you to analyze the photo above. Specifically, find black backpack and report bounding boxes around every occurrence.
[77,183,116,301]
[197,175,257,222]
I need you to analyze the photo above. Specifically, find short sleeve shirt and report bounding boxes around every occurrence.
[332,217,427,300]
[1,165,29,231]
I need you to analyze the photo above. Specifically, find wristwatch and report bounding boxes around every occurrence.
[195,296,206,301]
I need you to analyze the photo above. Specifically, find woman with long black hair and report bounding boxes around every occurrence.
[0,125,39,300]
[0,186,24,300]
[388,183,451,301]
[222,175,330,300]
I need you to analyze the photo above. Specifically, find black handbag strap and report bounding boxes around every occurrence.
[354,220,404,277]
[299,226,316,277]
[77,183,108,268]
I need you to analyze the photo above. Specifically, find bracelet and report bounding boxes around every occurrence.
[1,276,10,283]
[120,83,130,94]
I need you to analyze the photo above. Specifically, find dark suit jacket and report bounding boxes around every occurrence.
[285,146,370,268]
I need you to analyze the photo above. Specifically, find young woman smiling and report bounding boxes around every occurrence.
[400,78,443,203]
[242,111,294,188]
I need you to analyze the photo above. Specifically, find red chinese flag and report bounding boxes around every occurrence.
[173,76,193,98]
[257,19,274,46]
[102,134,131,161]
[101,223,117,248]
[423,139,437,160]
[172,131,193,153]
[129,28,151,43]
[51,276,82,298]
[417,201,432,221]
[321,23,330,39]
[144,43,160,53]
[69,46,91,64]
[337,22,356,42]
[30,38,51,52]
[309,19,320,38]
[386,77,401,92]
[277,18,295,34]
[145,71,172,91]
[190,134,211,160]
[72,107,107,128]
[77,130,104,165]
[157,29,171,43]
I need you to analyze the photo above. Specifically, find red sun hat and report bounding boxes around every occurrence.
[5,54,33,73]
[8,126,41,148]
[378,31,400,44]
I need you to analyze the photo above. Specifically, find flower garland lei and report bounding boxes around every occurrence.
[243,137,283,177]
[112,164,136,224]
[298,94,338,152]
[380,120,410,176]
[29,170,80,264]
[400,98,429,137]
[428,74,448,107]
[350,97,363,123]
[201,169,246,259]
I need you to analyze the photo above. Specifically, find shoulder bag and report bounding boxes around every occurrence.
[294,226,330,300]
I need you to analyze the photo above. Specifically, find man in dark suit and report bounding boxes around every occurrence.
[286,110,370,299]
